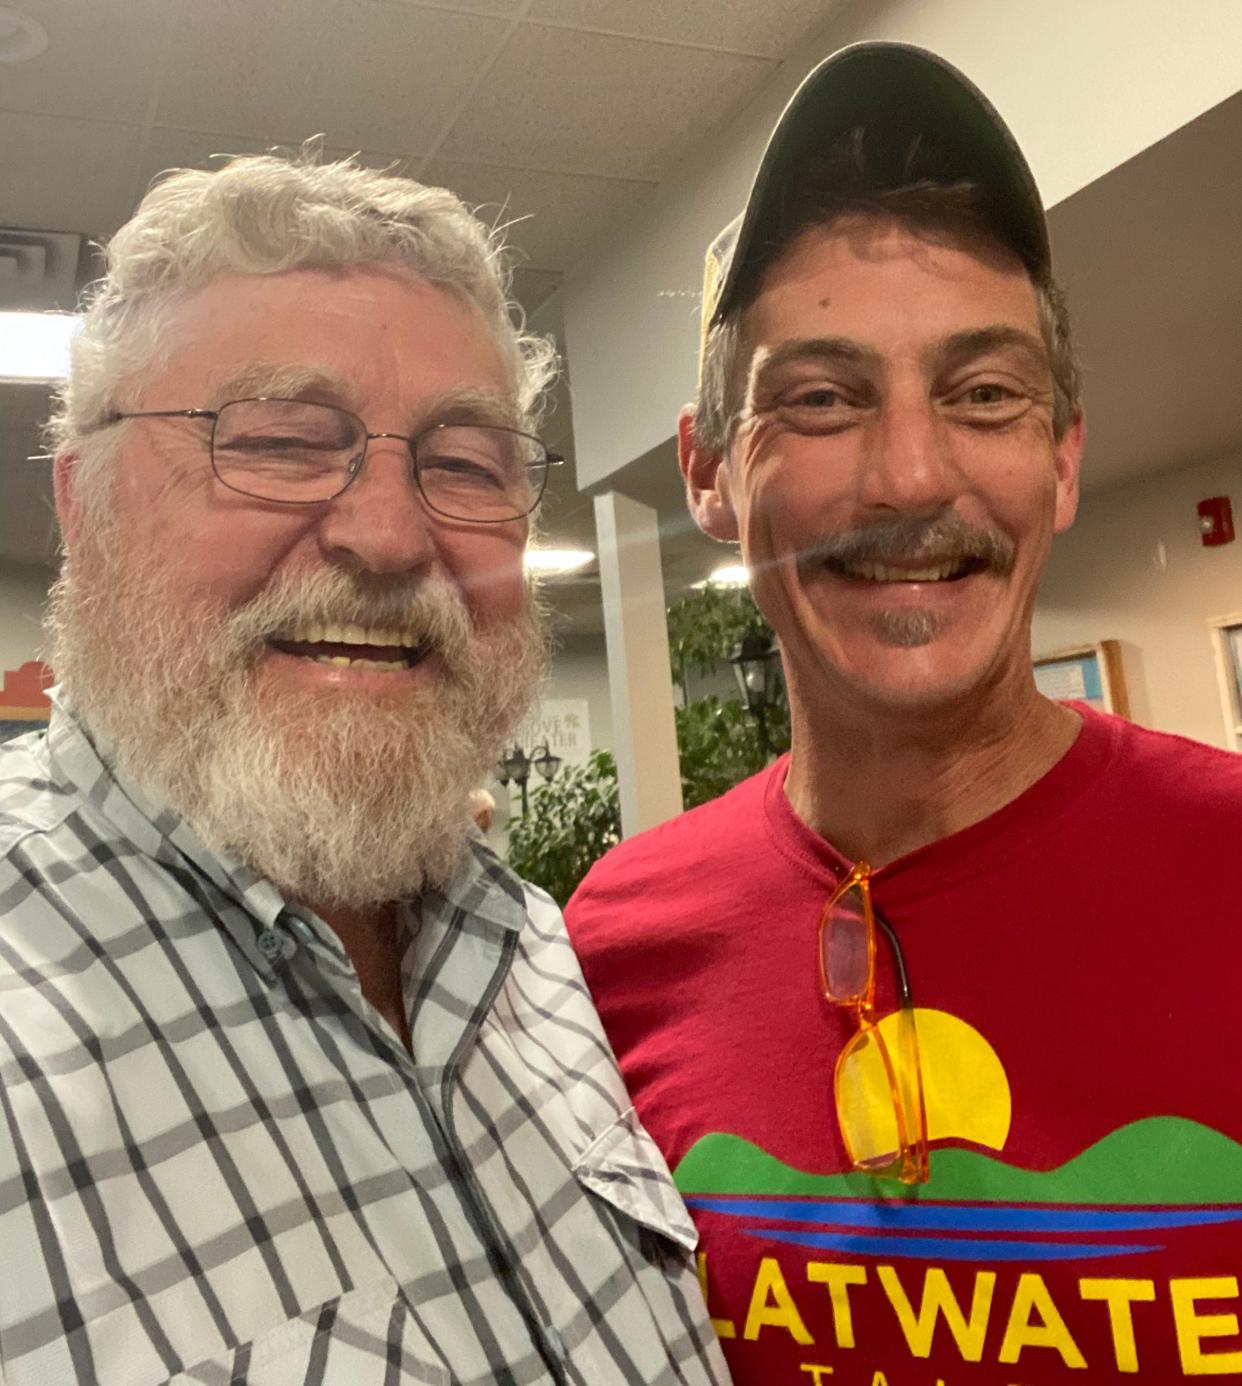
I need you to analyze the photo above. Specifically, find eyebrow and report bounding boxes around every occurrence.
[750,337,885,384]
[924,326,1051,376]
[206,363,354,409]
[205,370,522,430]
[424,386,522,431]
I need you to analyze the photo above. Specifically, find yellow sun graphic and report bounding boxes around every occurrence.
[845,1007,1011,1153]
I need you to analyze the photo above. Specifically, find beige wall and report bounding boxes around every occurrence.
[1034,450,1242,748]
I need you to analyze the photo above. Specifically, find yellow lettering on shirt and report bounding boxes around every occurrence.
[743,1256,814,1344]
[1079,1277,1155,1372]
[797,1366,835,1383]
[1171,1276,1242,1374]
[877,1263,996,1361]
[998,1272,1087,1368]
[695,1252,737,1339]
[807,1262,867,1348]
[869,1373,890,1386]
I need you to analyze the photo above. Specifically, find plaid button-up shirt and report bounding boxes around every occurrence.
[0,700,727,1386]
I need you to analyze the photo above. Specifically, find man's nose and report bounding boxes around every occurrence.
[316,437,437,574]
[858,392,961,516]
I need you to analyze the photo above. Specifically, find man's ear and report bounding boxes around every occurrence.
[677,405,739,541]
[53,451,83,552]
[1052,410,1085,534]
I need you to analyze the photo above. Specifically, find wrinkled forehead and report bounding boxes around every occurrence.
[736,213,1044,376]
[130,265,518,419]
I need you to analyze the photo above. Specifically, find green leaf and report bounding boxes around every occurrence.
[507,585,789,902]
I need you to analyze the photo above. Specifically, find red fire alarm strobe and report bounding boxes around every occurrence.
[1198,497,1234,547]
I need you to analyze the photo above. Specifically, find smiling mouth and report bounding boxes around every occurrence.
[267,621,433,671]
[825,556,988,584]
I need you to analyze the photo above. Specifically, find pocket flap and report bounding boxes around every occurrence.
[572,1107,698,1253]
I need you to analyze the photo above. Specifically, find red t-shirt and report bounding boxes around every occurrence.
[566,708,1242,1385]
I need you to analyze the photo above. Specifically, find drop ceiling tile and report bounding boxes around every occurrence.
[419,159,655,271]
[0,112,141,240]
[528,0,839,58]
[155,0,507,153]
[0,0,170,123]
[437,24,775,178]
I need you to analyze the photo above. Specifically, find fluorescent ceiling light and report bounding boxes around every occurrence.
[0,311,80,382]
[694,563,750,589]
[524,548,594,575]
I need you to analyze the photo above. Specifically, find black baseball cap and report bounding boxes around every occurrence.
[700,42,1050,359]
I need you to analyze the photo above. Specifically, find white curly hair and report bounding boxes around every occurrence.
[49,149,557,474]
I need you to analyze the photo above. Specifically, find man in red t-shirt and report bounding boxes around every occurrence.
[567,43,1242,1386]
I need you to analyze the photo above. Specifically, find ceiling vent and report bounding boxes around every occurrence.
[0,229,85,311]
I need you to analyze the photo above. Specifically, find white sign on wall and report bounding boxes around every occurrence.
[515,699,592,767]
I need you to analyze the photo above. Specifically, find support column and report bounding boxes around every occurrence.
[593,490,683,837]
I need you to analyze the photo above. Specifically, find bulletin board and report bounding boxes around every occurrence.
[1032,640,1129,718]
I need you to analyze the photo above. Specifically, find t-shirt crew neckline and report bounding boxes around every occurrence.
[761,701,1119,907]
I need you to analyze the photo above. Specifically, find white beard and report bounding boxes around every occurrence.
[46,525,547,909]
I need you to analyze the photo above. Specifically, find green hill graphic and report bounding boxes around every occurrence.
[675,1117,1242,1205]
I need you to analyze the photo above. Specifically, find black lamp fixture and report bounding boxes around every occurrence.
[729,630,781,755]
[495,741,562,816]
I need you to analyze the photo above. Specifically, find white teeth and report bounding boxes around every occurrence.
[310,654,407,672]
[281,622,410,646]
[846,562,962,583]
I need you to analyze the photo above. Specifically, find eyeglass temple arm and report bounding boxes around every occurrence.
[873,910,914,1008]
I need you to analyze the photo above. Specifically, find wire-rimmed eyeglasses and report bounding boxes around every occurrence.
[103,396,563,524]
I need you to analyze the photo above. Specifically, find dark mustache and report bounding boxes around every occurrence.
[798,516,1016,576]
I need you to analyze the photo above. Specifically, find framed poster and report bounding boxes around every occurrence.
[1032,641,1129,718]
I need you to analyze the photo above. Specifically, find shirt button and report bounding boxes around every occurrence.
[256,928,290,962]
[287,916,316,944]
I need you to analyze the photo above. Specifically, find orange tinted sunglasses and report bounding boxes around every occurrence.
[817,862,929,1185]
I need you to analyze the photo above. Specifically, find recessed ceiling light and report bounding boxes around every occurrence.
[0,7,48,63]
[524,548,594,575]
[0,311,80,381]
[693,562,750,589]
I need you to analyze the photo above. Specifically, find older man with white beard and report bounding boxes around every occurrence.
[0,156,727,1386]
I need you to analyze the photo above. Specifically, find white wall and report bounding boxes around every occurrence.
[0,561,51,676]
[1033,451,1242,749]
[542,631,613,751]
[560,0,1242,489]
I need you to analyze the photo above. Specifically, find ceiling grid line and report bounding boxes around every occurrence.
[123,0,188,223]
[405,0,541,178]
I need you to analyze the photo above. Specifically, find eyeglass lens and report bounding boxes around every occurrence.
[210,399,547,520]
[835,1010,927,1180]
[820,878,872,1004]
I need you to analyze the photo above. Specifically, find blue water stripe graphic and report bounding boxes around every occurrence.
[747,1227,1162,1262]
[685,1196,1242,1234]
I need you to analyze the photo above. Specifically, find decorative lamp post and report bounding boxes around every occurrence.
[496,742,560,816]
[729,631,781,756]
[532,744,562,784]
